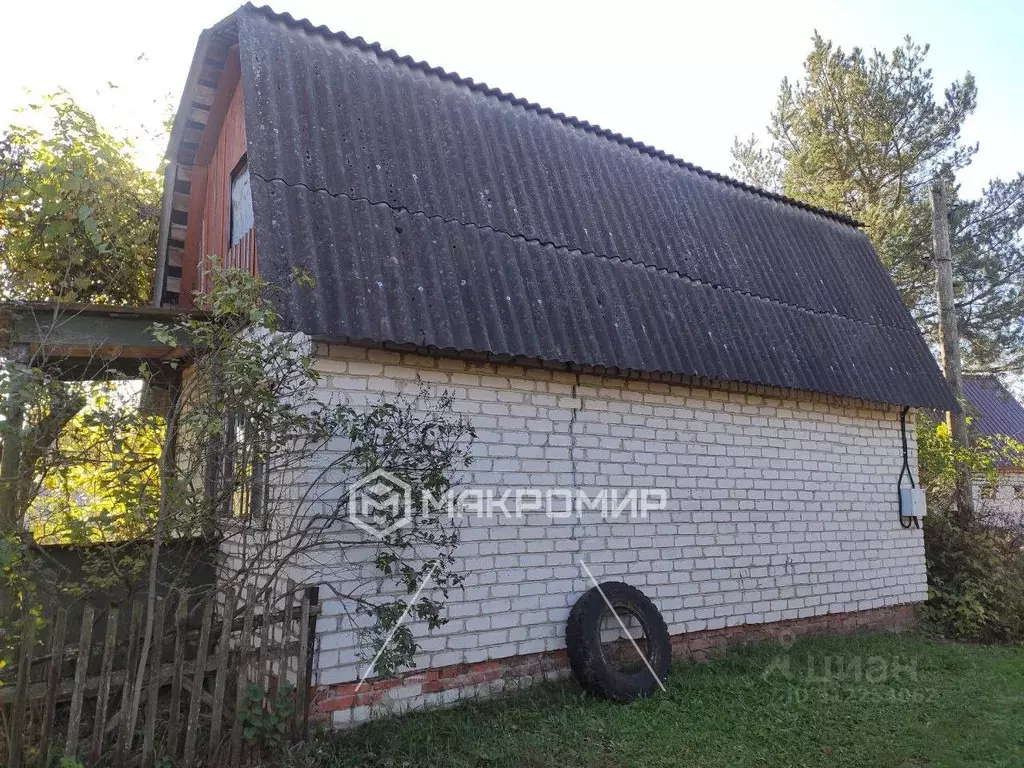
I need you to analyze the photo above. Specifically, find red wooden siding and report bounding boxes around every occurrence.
[224,227,257,274]
[179,49,257,308]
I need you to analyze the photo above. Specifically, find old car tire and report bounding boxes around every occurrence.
[566,581,671,701]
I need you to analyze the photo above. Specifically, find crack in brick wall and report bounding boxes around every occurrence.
[293,344,927,727]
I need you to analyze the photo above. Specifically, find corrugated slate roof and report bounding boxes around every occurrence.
[177,4,958,409]
[963,376,1024,445]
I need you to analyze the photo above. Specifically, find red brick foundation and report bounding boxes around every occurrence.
[311,603,917,720]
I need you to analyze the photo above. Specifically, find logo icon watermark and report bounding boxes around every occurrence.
[347,469,414,538]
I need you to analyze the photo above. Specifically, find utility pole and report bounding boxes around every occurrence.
[931,181,974,526]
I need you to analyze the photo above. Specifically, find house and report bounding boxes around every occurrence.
[963,375,1024,524]
[155,4,956,725]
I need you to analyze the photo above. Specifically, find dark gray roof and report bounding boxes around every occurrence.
[963,376,1024,464]
[181,4,957,409]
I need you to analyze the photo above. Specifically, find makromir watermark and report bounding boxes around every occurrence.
[347,469,668,539]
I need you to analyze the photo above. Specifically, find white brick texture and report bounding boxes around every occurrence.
[974,470,1024,526]
[307,344,927,714]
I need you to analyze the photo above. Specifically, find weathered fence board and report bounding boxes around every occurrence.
[229,585,258,767]
[182,596,215,767]
[141,597,167,768]
[38,607,68,765]
[89,605,120,764]
[257,586,272,692]
[297,589,313,737]
[278,585,295,698]
[8,612,36,768]
[4,583,319,768]
[207,586,237,762]
[65,603,96,757]
[113,599,144,768]
[167,596,187,753]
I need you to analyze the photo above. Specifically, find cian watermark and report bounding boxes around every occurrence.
[762,647,934,706]
[763,653,919,685]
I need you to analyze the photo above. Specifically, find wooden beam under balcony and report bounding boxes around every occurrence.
[0,303,196,380]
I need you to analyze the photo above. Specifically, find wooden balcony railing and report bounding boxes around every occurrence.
[198,226,258,296]
[225,226,258,273]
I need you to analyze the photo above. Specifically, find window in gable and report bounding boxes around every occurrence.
[229,157,253,247]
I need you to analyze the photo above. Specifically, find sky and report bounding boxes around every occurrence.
[3,0,1023,198]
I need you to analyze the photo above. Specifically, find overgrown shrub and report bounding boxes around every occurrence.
[918,415,1024,642]
[238,683,295,755]
[922,509,1024,642]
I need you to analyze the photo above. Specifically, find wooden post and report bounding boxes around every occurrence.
[0,352,29,628]
[183,596,216,767]
[66,604,96,759]
[167,595,187,754]
[229,585,258,767]
[207,587,237,763]
[931,181,974,526]
[256,585,272,693]
[142,597,167,768]
[276,583,295,697]
[89,605,120,765]
[38,607,68,766]
[295,588,313,738]
[7,610,37,768]
[113,600,145,768]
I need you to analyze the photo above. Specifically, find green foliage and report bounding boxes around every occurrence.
[335,388,475,675]
[0,90,161,305]
[0,355,167,549]
[922,510,1024,642]
[0,535,45,672]
[731,35,1024,371]
[917,415,1003,507]
[917,414,1024,642]
[238,682,295,754]
[1,263,473,686]
[154,265,475,676]
[25,382,165,544]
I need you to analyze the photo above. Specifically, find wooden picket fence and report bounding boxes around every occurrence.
[2,580,319,768]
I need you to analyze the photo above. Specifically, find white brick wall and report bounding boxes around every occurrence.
[974,471,1024,526]
[307,344,927,708]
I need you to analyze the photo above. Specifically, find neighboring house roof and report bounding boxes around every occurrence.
[963,375,1024,466]
[157,3,957,411]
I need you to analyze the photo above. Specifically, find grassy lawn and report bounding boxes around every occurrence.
[298,633,1024,768]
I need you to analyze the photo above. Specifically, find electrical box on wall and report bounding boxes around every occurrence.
[900,488,927,518]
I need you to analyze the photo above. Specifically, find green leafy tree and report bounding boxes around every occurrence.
[25,382,164,545]
[1,265,475,731]
[731,35,1024,371]
[0,90,161,305]
[0,92,164,604]
[148,266,474,675]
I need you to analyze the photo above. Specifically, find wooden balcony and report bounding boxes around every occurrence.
[198,226,258,295]
[225,226,258,273]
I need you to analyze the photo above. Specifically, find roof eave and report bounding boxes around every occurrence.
[154,10,244,307]
[154,28,215,307]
